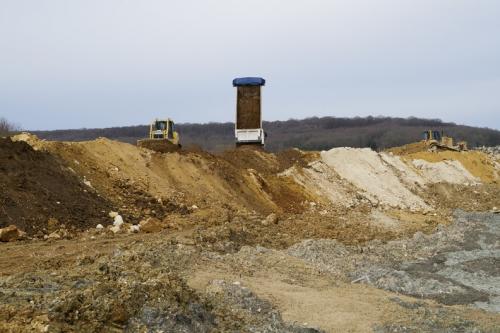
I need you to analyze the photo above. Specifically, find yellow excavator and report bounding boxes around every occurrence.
[422,130,467,152]
[137,118,181,153]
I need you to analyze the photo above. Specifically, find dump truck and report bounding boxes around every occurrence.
[233,77,266,146]
[422,130,467,152]
[137,118,181,153]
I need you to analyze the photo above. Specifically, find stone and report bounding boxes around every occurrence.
[264,213,279,225]
[0,225,23,242]
[113,215,124,226]
[96,224,104,230]
[47,231,61,240]
[108,211,119,218]
[129,225,140,233]
[139,217,164,233]
[47,217,60,232]
[109,225,121,234]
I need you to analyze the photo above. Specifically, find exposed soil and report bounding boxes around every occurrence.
[0,138,112,234]
[1,134,499,332]
[389,143,499,184]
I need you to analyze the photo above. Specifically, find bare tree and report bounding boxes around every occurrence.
[0,117,20,136]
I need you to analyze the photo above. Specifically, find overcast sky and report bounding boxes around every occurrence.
[1,0,499,130]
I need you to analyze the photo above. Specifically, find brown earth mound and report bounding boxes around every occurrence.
[0,138,112,235]
[402,150,498,184]
[35,137,312,217]
[386,141,428,155]
[387,142,499,184]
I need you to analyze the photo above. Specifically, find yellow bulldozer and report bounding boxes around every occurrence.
[137,118,181,153]
[422,130,467,152]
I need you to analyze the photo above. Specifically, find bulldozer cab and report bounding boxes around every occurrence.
[151,119,175,140]
[423,130,441,142]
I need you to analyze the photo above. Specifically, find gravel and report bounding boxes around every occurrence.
[287,210,500,311]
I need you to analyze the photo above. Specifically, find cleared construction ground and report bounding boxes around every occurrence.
[1,133,500,332]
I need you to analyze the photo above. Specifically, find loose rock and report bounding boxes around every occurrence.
[0,225,24,242]
[139,217,164,233]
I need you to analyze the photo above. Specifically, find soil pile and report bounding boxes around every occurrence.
[412,159,479,184]
[21,136,311,217]
[279,160,358,207]
[9,134,500,233]
[320,148,430,211]
[385,141,428,155]
[404,150,499,184]
[0,138,112,234]
[217,147,312,213]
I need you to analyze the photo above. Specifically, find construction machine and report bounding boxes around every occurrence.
[137,118,181,153]
[233,77,266,147]
[422,130,467,152]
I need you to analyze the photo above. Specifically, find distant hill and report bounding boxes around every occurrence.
[33,116,500,152]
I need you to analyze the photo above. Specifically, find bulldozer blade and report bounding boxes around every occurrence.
[137,139,181,153]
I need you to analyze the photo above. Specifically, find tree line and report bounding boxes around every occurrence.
[16,116,500,152]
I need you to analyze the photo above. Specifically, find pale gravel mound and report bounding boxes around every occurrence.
[279,161,357,207]
[412,159,480,185]
[379,152,426,189]
[321,148,430,211]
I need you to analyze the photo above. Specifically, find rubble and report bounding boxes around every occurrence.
[113,215,124,226]
[263,213,279,225]
[139,217,164,233]
[108,211,119,218]
[288,210,500,311]
[412,159,480,184]
[129,225,140,233]
[476,145,500,156]
[320,148,430,211]
[0,225,25,242]
[46,231,61,240]
[109,225,121,234]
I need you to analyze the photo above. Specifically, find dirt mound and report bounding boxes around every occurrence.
[386,141,428,155]
[387,141,499,184]
[216,148,313,213]
[412,159,479,184]
[10,134,499,236]
[30,137,311,216]
[137,138,181,153]
[0,138,112,235]
[218,147,280,174]
[321,148,430,211]
[404,150,498,184]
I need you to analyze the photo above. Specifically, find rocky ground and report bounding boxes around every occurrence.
[1,134,499,332]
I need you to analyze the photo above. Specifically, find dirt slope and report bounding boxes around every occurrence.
[26,137,312,219]
[404,150,499,183]
[0,138,112,234]
[9,133,500,233]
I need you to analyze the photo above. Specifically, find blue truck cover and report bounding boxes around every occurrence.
[233,77,266,87]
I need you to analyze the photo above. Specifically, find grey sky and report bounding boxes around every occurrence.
[1,0,499,130]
